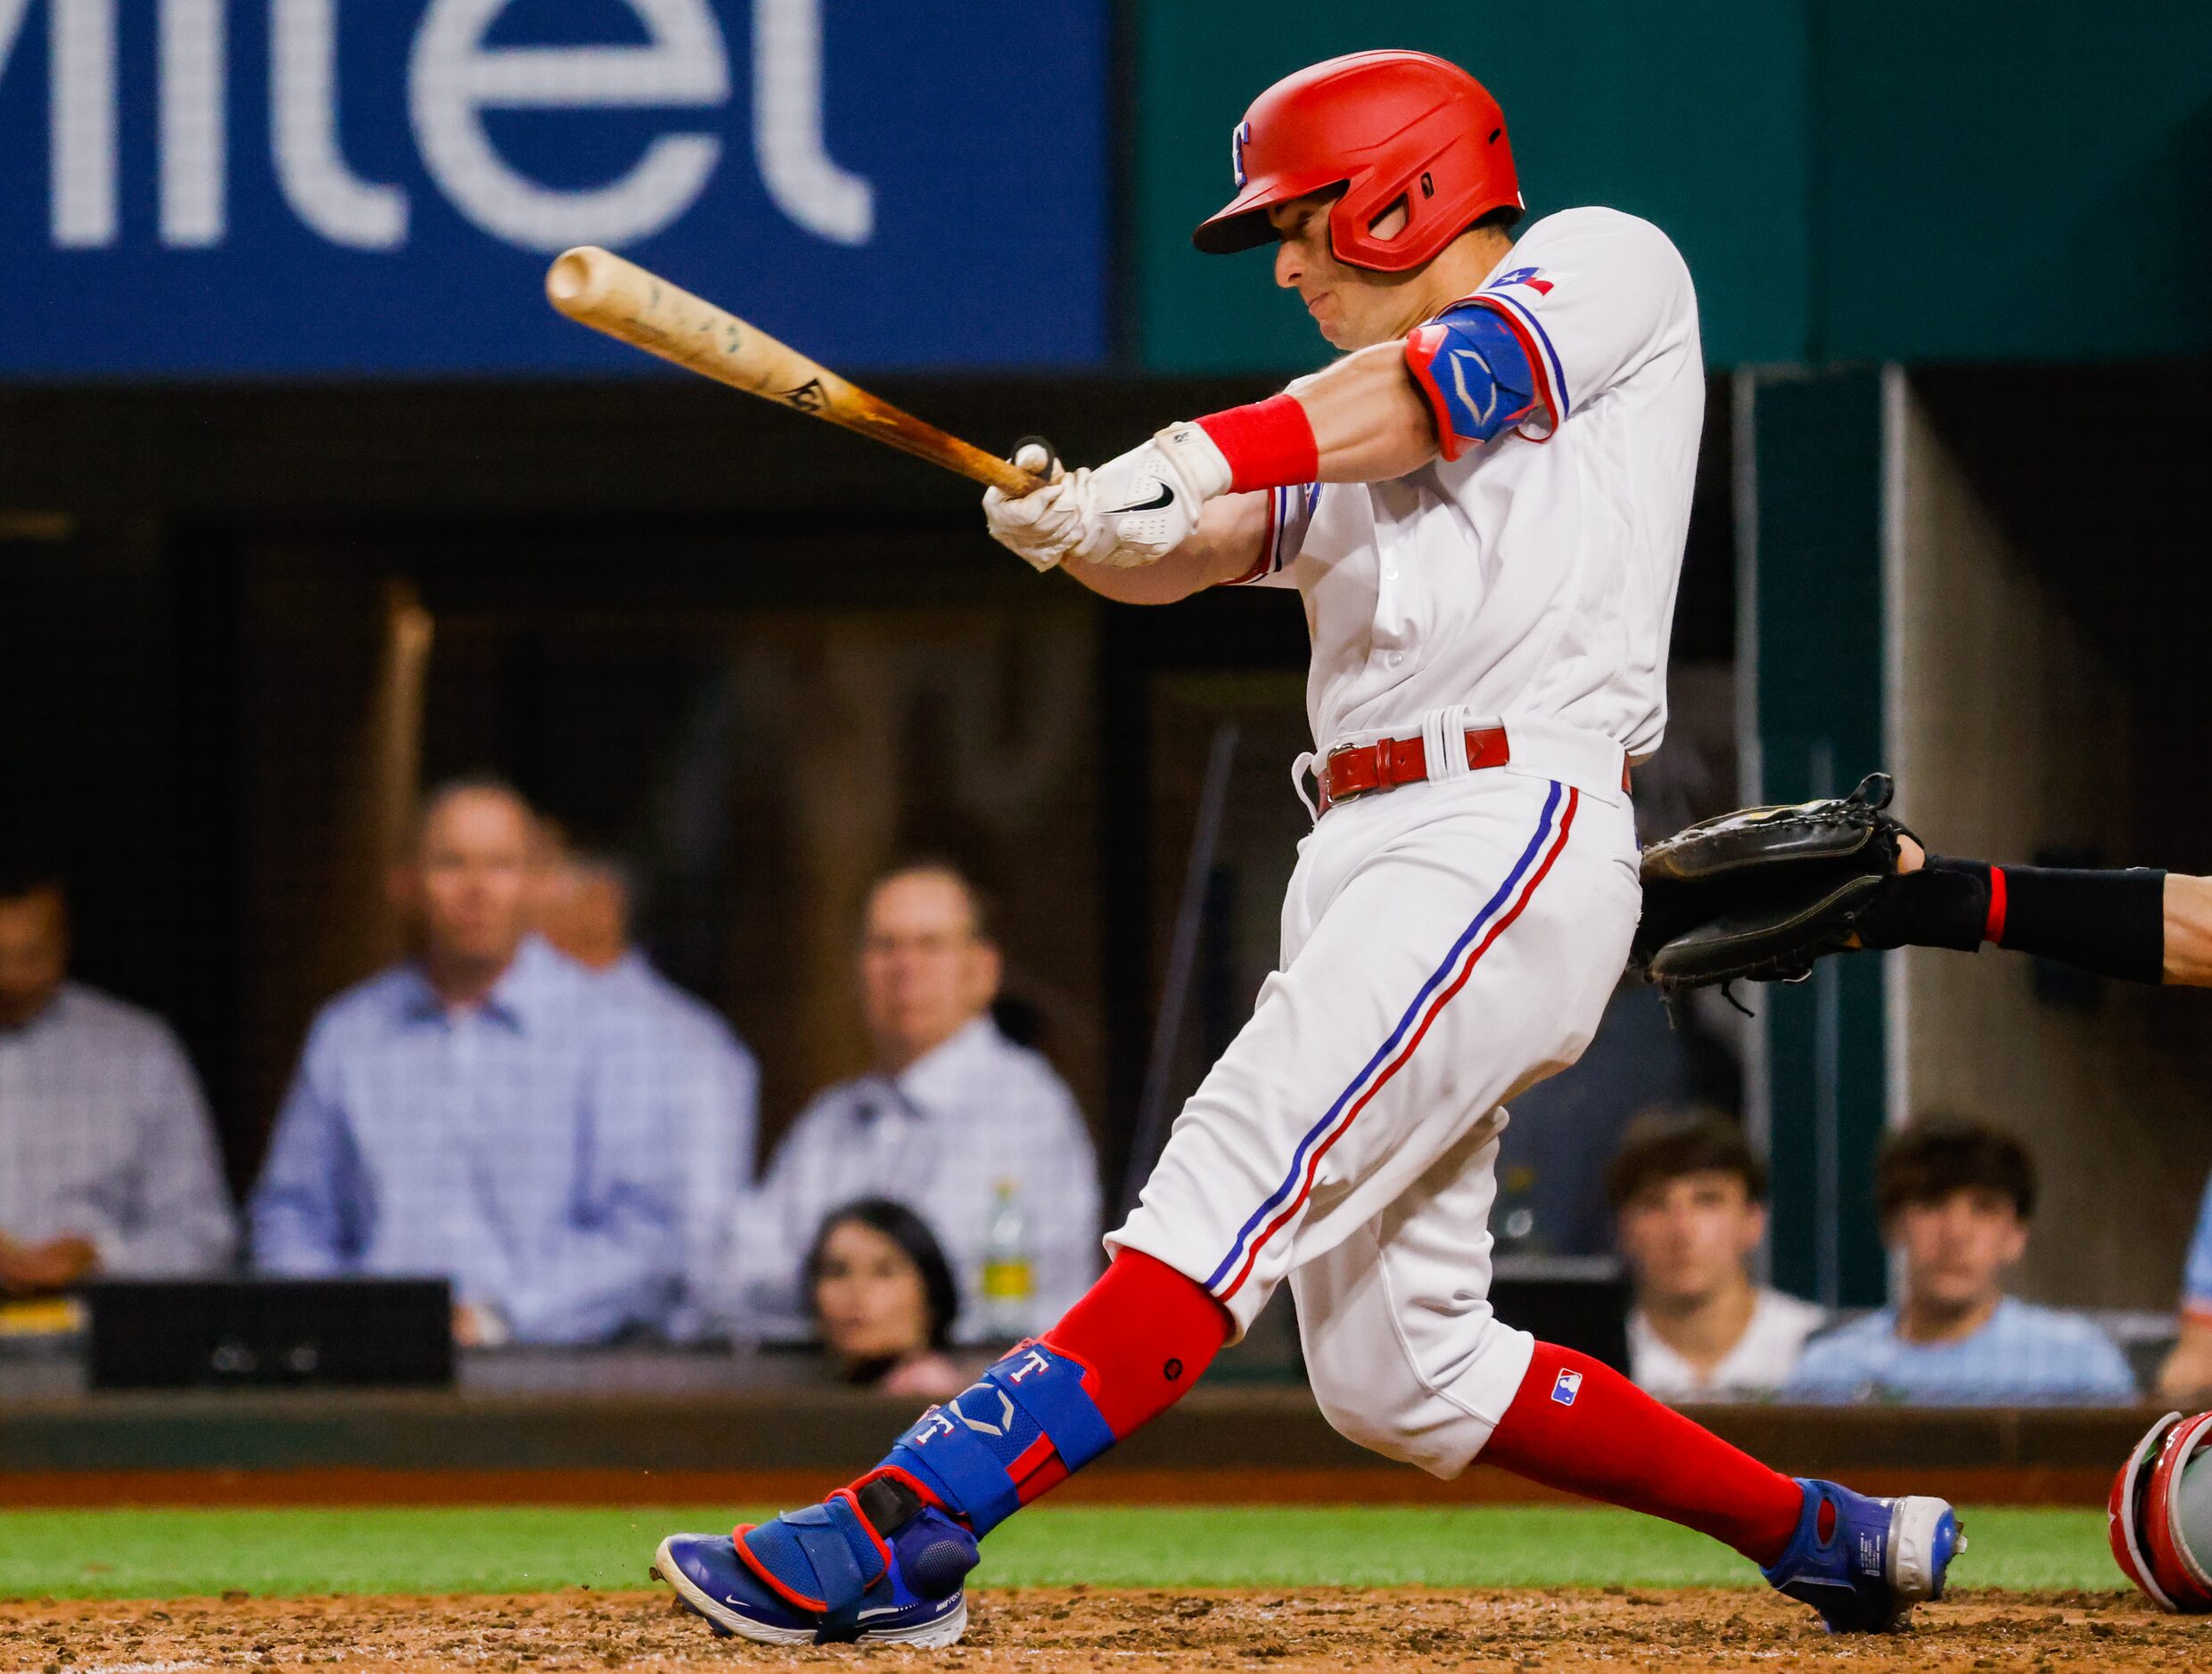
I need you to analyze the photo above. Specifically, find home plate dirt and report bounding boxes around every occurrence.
[0,1587,2192,1672]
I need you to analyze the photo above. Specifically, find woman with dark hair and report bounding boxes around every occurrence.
[805,1198,966,1398]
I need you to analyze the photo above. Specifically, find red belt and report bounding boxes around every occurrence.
[1316,725,1629,815]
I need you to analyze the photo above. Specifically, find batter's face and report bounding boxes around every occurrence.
[1891,1187,2030,1315]
[0,887,69,1030]
[1616,1170,1766,1309]
[401,789,537,979]
[859,869,1002,1073]
[812,1218,933,1367]
[1268,193,1420,350]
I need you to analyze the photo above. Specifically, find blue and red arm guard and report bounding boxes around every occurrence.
[1404,303,1543,461]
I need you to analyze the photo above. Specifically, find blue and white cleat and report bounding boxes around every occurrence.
[652,1472,977,1646]
[1762,1478,1965,1632]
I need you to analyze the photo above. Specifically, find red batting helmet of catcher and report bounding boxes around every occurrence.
[1192,50,1522,274]
[2109,1408,2212,1612]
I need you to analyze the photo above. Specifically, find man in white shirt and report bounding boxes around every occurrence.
[739,862,1099,1343]
[0,865,236,1290]
[1609,1110,1823,1402]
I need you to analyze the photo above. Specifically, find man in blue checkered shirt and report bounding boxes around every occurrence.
[251,779,706,1345]
[1785,1119,2134,1406]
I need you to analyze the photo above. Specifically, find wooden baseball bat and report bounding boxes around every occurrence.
[545,246,1048,497]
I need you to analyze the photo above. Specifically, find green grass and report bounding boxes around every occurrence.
[0,1505,2116,1602]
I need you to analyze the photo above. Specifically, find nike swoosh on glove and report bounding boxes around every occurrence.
[1069,423,1233,568]
[983,442,1086,573]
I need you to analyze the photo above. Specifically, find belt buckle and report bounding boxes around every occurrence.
[1324,739,1386,806]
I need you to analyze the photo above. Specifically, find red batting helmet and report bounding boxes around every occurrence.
[2109,1409,2212,1612]
[1192,50,1522,274]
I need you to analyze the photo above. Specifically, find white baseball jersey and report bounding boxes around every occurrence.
[1111,207,1704,1481]
[1629,1289,1828,1403]
[1234,207,1704,765]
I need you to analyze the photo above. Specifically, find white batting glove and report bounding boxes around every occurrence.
[983,442,1085,574]
[1068,423,1233,568]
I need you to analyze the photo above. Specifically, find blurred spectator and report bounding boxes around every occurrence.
[0,862,235,1290]
[741,861,1100,1343]
[1786,1118,2136,1405]
[250,777,686,1346]
[806,1197,966,1399]
[530,829,759,1341]
[1608,1109,1822,1401]
[2157,1173,2212,1403]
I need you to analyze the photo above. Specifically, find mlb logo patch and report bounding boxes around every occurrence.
[1550,1368,1583,1407]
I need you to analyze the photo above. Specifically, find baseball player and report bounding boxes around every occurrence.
[653,50,1962,1645]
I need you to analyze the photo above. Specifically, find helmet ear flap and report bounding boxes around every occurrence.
[2112,1413,2184,1610]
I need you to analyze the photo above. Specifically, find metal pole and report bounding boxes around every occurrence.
[1120,721,1240,1219]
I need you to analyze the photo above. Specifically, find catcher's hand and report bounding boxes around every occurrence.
[1632,773,1918,992]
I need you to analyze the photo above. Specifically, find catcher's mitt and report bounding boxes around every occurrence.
[1632,773,1917,992]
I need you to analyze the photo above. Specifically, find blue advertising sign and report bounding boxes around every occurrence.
[0,1,1107,375]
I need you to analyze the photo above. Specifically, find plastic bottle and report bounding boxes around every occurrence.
[980,1178,1035,1341]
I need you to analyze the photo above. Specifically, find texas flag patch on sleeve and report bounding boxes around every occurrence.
[1550,1368,1583,1407]
[1487,266,1554,296]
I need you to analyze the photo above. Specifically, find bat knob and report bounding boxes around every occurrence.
[1008,434,1061,491]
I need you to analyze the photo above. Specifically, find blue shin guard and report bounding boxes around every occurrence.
[877,1341,1119,1535]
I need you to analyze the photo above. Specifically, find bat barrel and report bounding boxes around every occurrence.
[543,246,1050,500]
[544,247,624,318]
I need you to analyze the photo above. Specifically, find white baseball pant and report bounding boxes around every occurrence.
[1111,736,1640,1479]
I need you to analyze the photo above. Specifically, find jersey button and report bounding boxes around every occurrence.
[1386,651,1404,667]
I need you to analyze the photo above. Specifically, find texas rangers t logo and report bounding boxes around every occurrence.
[1550,1368,1583,1407]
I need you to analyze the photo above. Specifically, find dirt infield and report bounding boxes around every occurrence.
[0,1585,2194,1672]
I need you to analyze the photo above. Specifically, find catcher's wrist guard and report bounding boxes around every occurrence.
[1854,858,1991,953]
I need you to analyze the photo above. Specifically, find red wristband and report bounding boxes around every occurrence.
[1985,865,2009,944]
[1195,393,1319,494]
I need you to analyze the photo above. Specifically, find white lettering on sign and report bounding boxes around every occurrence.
[753,0,870,245]
[273,0,408,249]
[0,0,878,253]
[411,0,729,252]
[0,0,116,245]
[160,0,224,245]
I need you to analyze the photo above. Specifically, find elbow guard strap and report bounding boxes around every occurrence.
[1405,305,1541,461]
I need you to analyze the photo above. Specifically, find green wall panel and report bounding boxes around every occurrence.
[1818,2,2212,361]
[1136,2,1811,373]
[1747,368,1890,1309]
[1136,2,2212,371]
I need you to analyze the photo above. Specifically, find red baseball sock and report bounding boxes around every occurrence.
[1481,1343,1804,1565]
[1043,1249,1233,1436]
[956,1250,1231,1510]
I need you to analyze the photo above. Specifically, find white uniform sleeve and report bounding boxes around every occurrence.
[1461,208,1697,440]
[1221,481,1318,588]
